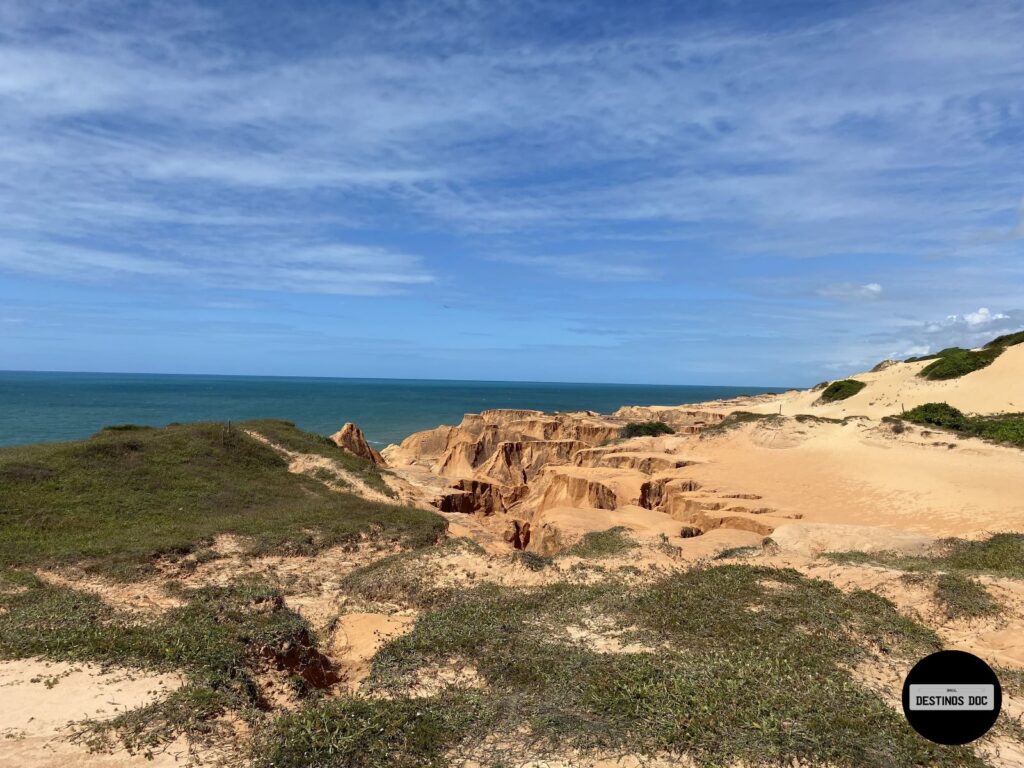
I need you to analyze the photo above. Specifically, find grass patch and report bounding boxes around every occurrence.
[340,538,483,608]
[620,421,674,438]
[0,421,443,578]
[558,527,638,559]
[826,533,1024,578]
[819,379,866,402]
[241,419,396,498]
[933,573,1001,620]
[713,545,760,559]
[794,414,844,424]
[898,402,1024,448]
[290,565,984,768]
[0,577,333,755]
[512,550,554,571]
[254,694,485,768]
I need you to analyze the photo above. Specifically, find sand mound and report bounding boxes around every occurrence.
[0,660,185,768]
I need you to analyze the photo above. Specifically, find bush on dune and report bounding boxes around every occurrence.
[620,421,674,438]
[909,328,1024,379]
[917,347,1002,380]
[984,330,1024,348]
[899,402,1024,448]
[819,379,866,403]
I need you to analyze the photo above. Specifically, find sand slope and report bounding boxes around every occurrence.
[733,343,1024,420]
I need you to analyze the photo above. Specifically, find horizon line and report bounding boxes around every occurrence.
[0,368,794,392]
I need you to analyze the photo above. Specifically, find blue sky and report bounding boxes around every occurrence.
[1,0,1022,386]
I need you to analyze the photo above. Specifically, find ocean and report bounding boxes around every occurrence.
[0,371,786,449]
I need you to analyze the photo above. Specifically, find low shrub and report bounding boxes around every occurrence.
[901,403,968,430]
[899,403,1024,448]
[620,421,674,438]
[984,330,1024,348]
[918,347,1002,380]
[819,379,866,402]
[559,527,638,559]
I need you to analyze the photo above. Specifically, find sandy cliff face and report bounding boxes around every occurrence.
[383,405,790,554]
[381,346,1024,557]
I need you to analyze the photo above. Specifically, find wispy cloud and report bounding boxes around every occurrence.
[1,0,1022,380]
[0,239,433,296]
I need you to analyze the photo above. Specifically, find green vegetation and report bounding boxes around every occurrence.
[794,414,844,424]
[819,379,867,402]
[241,418,396,497]
[933,573,1001,620]
[0,421,443,578]
[827,533,1024,578]
[559,526,638,559]
[264,565,982,768]
[620,421,674,438]
[918,347,1003,380]
[255,695,481,768]
[511,550,554,571]
[1,534,989,765]
[0,417,1005,766]
[0,576,329,755]
[899,402,1024,448]
[901,402,968,429]
[339,538,484,608]
[984,330,1024,348]
[713,545,761,559]
[905,329,1024,372]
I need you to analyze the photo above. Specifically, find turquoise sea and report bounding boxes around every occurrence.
[0,372,786,448]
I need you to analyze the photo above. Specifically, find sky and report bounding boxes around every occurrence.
[1,0,1023,386]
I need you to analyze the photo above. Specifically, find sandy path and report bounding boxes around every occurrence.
[244,429,395,504]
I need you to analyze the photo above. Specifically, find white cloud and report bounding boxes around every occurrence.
[897,344,931,358]
[962,307,1009,328]
[887,307,1024,356]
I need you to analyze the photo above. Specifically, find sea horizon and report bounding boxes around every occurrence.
[0,370,789,449]
[0,367,794,389]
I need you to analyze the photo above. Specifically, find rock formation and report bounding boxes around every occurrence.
[330,423,386,466]
[382,406,771,555]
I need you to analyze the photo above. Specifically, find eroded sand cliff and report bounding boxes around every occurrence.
[381,344,1024,557]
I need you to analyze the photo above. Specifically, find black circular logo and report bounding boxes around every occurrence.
[902,650,1001,745]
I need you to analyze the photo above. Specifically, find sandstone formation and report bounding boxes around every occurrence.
[382,406,788,555]
[330,422,386,466]
[381,341,1024,558]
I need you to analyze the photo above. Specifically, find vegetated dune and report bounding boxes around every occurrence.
[710,341,1024,420]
